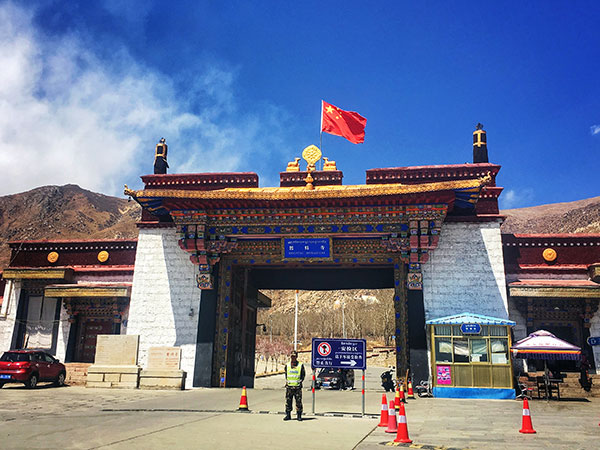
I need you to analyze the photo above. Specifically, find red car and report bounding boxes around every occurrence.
[0,350,66,389]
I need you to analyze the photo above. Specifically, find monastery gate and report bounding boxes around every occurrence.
[125,138,503,388]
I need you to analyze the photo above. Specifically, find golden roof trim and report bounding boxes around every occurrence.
[44,285,131,298]
[509,286,600,298]
[125,176,490,201]
[2,268,72,280]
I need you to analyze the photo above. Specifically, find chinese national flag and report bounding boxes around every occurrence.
[321,100,367,144]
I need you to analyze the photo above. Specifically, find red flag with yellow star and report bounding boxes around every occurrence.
[321,100,367,144]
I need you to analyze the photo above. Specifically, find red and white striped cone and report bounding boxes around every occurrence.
[378,394,389,427]
[519,398,536,434]
[394,401,413,443]
[385,400,398,434]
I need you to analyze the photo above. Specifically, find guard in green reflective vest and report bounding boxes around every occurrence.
[284,350,305,421]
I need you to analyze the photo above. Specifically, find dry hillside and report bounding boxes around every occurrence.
[0,185,140,268]
[501,196,600,234]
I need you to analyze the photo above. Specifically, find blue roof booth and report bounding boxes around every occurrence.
[426,313,516,400]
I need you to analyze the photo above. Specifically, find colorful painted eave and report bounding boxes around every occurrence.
[125,176,490,203]
[426,312,516,326]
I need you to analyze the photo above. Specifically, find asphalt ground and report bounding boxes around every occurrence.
[0,368,598,449]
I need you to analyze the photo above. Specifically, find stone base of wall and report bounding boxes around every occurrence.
[86,365,140,389]
[65,363,92,386]
[139,369,186,390]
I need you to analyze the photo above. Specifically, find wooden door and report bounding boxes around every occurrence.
[74,319,114,363]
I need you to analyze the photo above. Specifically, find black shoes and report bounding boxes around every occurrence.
[283,413,291,421]
[297,413,302,421]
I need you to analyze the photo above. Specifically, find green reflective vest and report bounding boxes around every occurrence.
[286,363,303,386]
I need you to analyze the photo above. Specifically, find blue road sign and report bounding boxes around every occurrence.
[311,338,367,370]
[587,336,600,346]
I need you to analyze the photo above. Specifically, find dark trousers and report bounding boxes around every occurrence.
[285,386,303,414]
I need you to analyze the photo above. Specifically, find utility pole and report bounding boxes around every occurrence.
[294,290,299,351]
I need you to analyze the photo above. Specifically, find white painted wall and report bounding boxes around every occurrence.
[422,220,509,321]
[127,227,201,388]
[589,313,600,373]
[0,280,22,353]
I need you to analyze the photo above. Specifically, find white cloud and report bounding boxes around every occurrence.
[591,125,600,136]
[0,2,294,196]
[499,188,534,210]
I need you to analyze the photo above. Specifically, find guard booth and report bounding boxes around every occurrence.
[427,313,516,399]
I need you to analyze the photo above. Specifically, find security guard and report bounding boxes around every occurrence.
[284,350,305,421]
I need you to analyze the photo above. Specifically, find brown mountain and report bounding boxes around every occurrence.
[501,196,600,234]
[0,185,140,269]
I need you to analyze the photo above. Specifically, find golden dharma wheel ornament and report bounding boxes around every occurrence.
[302,145,322,171]
[47,252,59,263]
[542,248,557,262]
[97,251,109,263]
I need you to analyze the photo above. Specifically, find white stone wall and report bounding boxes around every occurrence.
[0,280,22,353]
[589,312,600,373]
[422,220,509,321]
[127,227,201,389]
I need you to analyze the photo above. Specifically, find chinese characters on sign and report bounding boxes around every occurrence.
[284,238,331,259]
[311,338,366,370]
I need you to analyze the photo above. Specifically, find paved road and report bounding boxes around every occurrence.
[1,369,599,449]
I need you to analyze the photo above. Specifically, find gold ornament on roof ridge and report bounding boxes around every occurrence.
[302,145,322,171]
[98,251,109,263]
[47,252,59,264]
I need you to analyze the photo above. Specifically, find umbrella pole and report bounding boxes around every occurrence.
[544,360,549,401]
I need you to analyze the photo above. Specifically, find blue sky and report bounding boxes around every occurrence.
[0,1,598,208]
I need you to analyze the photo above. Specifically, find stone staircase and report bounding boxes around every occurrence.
[64,363,92,386]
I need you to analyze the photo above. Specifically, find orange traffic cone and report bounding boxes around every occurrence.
[407,380,415,399]
[385,400,398,434]
[519,398,536,434]
[378,394,389,427]
[394,386,401,411]
[238,386,249,411]
[400,383,406,403]
[394,401,413,443]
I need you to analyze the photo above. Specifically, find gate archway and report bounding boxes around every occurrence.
[126,165,491,386]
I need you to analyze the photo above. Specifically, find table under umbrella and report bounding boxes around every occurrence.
[511,330,581,399]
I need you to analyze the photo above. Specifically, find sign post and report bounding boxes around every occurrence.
[311,338,367,415]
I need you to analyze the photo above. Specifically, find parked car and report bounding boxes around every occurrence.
[0,350,66,389]
[315,368,354,390]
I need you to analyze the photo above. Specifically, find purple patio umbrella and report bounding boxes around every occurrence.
[511,330,581,400]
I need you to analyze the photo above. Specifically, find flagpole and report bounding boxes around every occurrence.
[320,100,323,170]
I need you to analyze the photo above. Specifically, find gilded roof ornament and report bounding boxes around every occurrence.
[302,145,322,171]
[286,158,301,172]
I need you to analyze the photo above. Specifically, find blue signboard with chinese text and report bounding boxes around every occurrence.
[311,338,367,370]
[284,238,331,259]
[461,323,482,334]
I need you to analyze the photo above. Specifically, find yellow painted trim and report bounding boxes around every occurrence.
[44,286,130,298]
[509,286,600,298]
[2,268,71,280]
